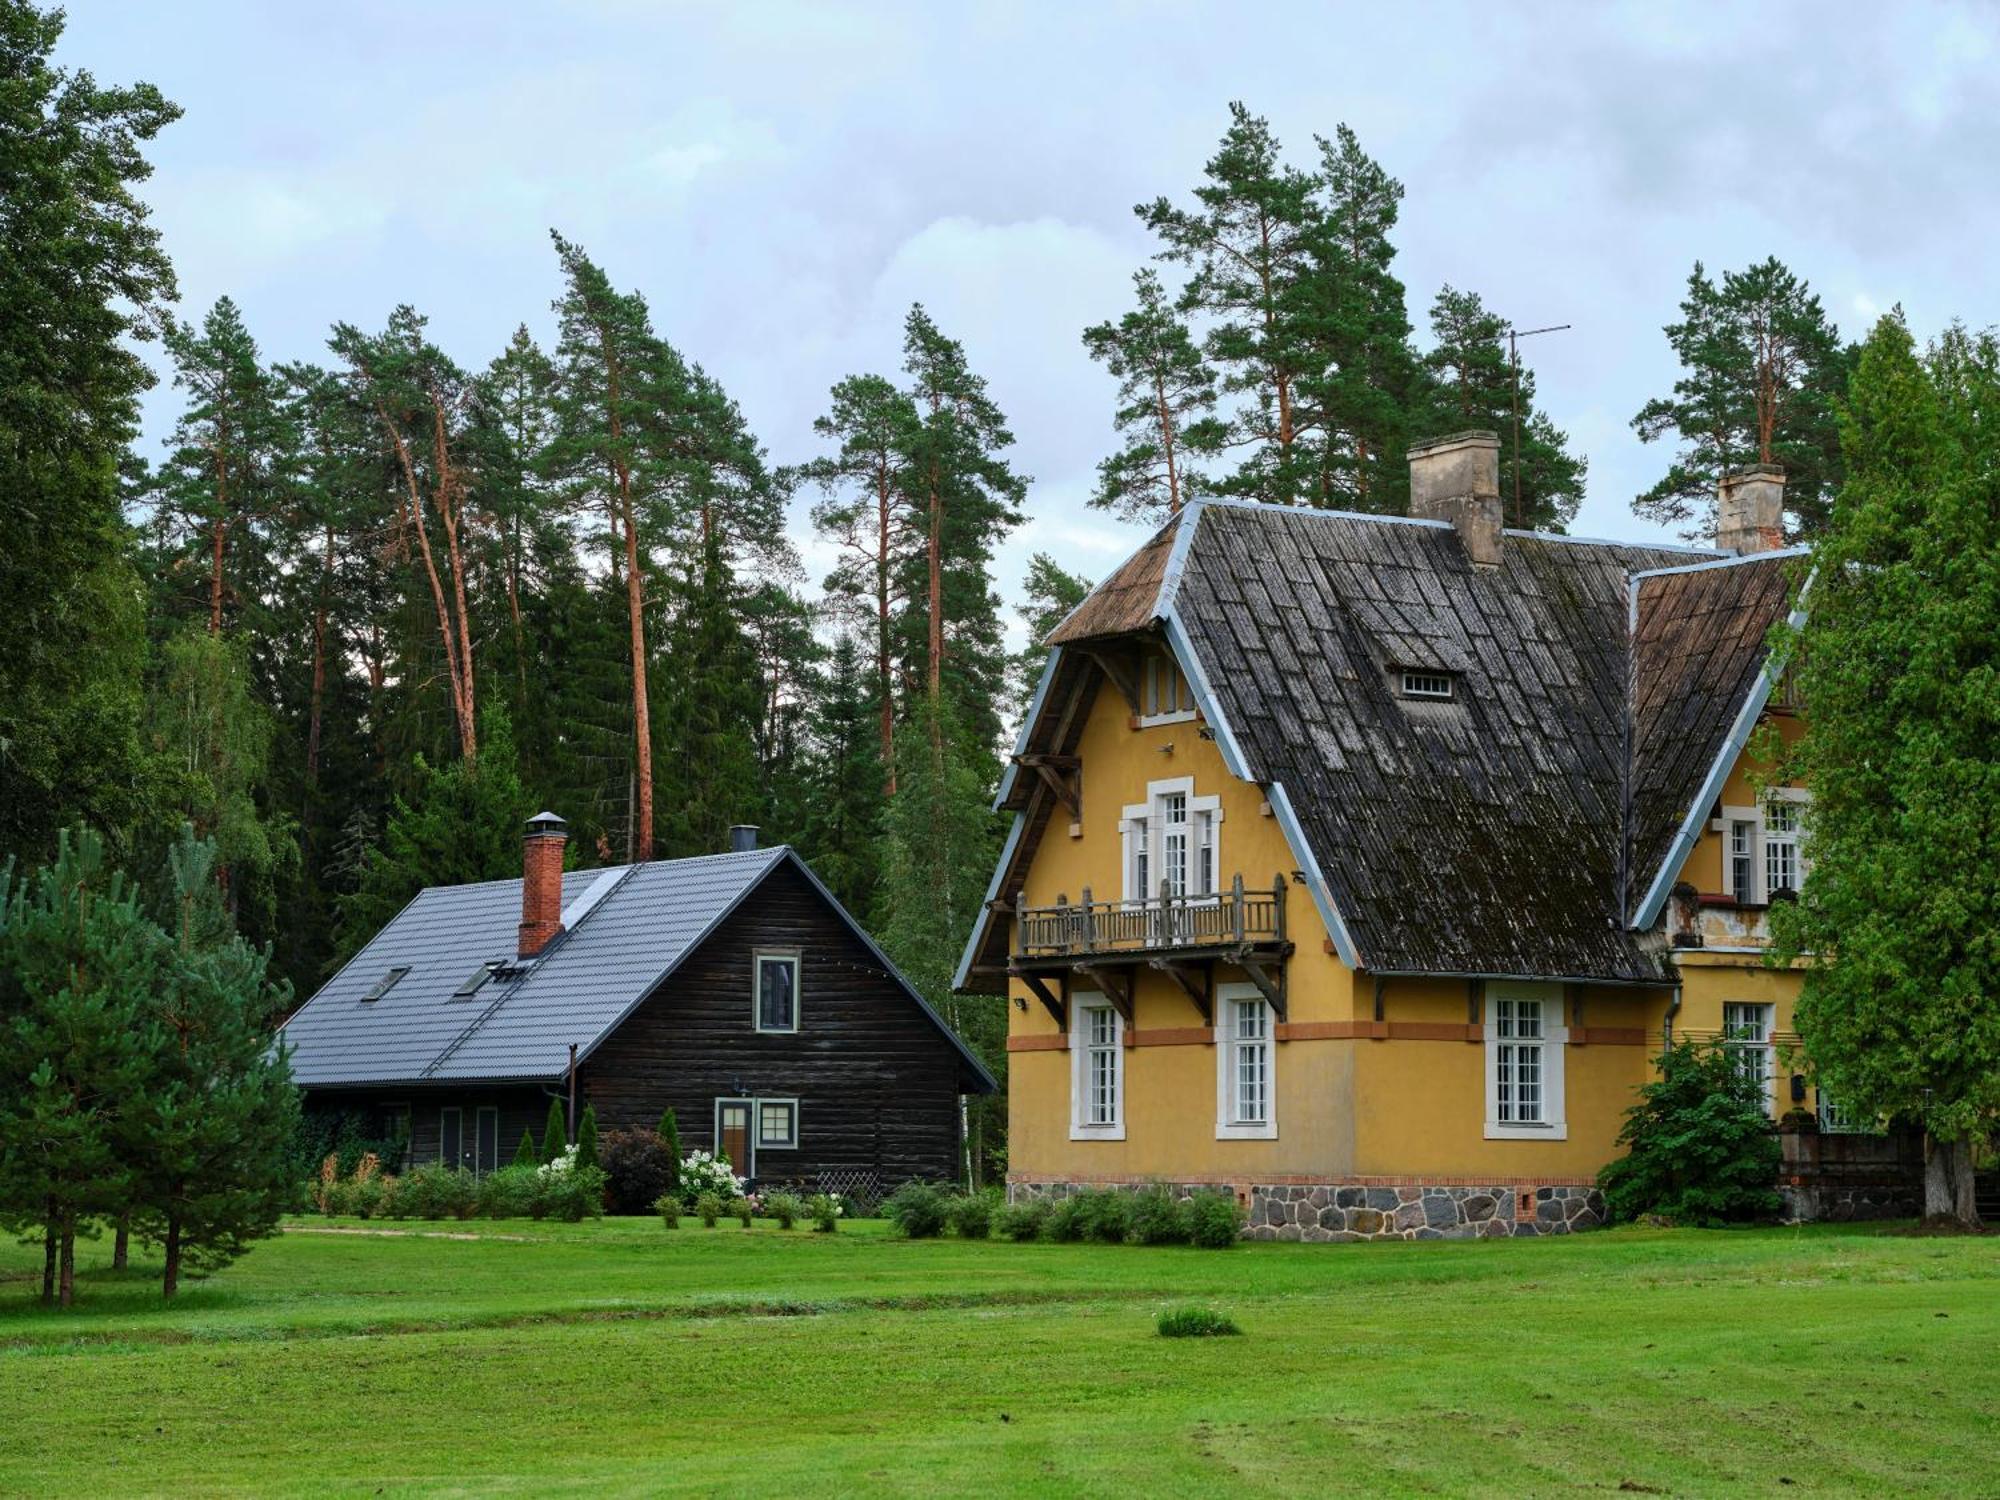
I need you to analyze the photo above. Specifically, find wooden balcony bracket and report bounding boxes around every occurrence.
[1017,753,1081,818]
[1238,954,1288,1022]
[1149,957,1214,1025]
[1074,963,1134,1025]
[1012,968,1067,1031]
[1079,647,1139,714]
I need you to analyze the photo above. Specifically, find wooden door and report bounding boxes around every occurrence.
[440,1107,463,1170]
[716,1099,754,1180]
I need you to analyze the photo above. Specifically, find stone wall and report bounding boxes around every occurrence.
[1007,1178,1606,1241]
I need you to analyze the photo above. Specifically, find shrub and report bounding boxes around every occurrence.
[949,1188,999,1240]
[513,1128,537,1168]
[729,1195,754,1227]
[881,1180,952,1239]
[539,1164,607,1222]
[1157,1304,1241,1338]
[1599,1039,1784,1226]
[695,1190,724,1228]
[764,1191,805,1229]
[678,1150,744,1207]
[1187,1190,1244,1249]
[396,1162,476,1220]
[994,1198,1052,1242]
[1041,1194,1087,1243]
[1127,1185,1192,1245]
[1079,1188,1134,1244]
[807,1193,841,1233]
[654,1193,681,1228]
[477,1165,538,1219]
[600,1129,676,1216]
[541,1098,568,1164]
[346,1175,387,1220]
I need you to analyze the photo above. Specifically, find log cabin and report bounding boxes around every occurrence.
[282,820,994,1196]
[956,434,1920,1239]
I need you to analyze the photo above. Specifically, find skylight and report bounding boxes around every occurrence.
[360,965,411,1003]
[452,962,502,1000]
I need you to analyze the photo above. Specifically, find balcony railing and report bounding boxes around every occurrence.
[1013,874,1287,961]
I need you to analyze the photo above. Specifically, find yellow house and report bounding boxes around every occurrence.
[955,435,1890,1240]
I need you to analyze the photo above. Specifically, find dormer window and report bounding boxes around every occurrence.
[360,966,411,1003]
[1140,649,1197,725]
[1719,789,1811,904]
[1399,669,1455,701]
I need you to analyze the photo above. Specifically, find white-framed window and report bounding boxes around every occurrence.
[1069,996,1125,1140]
[1214,987,1277,1139]
[753,949,800,1033]
[1399,669,1455,700]
[1719,790,1811,903]
[1140,650,1197,725]
[1816,1092,1863,1134]
[1120,777,1222,903]
[756,1098,799,1149]
[1484,983,1567,1140]
[1722,1001,1775,1107]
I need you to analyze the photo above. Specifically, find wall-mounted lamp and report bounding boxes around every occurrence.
[1790,1074,1807,1104]
[1012,996,1027,1012]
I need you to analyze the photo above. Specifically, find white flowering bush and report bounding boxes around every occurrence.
[678,1149,745,1205]
[537,1144,579,1178]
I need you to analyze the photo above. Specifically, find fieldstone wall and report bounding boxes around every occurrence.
[1007,1178,1606,1241]
[1779,1180,1919,1222]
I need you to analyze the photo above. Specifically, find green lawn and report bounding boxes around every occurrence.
[1,1217,1994,1496]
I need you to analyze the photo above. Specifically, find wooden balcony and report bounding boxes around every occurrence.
[1009,875,1292,1025]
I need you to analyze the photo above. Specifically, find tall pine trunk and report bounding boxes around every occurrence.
[305,519,333,789]
[58,1221,75,1309]
[41,1207,56,1306]
[875,462,896,794]
[1923,1132,1980,1227]
[113,1214,129,1271]
[621,492,653,862]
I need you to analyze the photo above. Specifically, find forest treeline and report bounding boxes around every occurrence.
[2,6,1859,1180]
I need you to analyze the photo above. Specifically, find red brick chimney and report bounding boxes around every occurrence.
[518,811,568,958]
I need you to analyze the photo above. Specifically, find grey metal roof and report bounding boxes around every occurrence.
[281,847,995,1092]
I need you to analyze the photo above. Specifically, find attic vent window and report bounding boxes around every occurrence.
[452,962,502,1000]
[360,966,411,1004]
[1400,670,1455,700]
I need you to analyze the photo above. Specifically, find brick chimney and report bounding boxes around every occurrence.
[1409,430,1503,568]
[1717,465,1786,555]
[518,811,568,958]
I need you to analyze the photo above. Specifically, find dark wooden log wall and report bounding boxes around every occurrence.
[305,1087,554,1170]
[580,860,965,1187]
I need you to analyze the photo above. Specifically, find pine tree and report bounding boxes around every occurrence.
[1009,554,1092,717]
[515,1127,538,1167]
[575,1104,599,1170]
[1632,257,1853,538]
[655,527,763,858]
[1767,314,2000,1227]
[799,373,919,791]
[0,828,164,1306]
[133,827,300,1298]
[542,1097,569,1163]
[151,297,291,636]
[1417,286,1586,532]
[1293,123,1419,512]
[1081,268,1224,522]
[0,3,178,861]
[1139,102,1319,505]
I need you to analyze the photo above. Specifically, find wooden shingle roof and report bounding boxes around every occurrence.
[958,501,1802,989]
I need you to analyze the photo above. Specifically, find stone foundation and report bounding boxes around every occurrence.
[1779,1180,1920,1222]
[1007,1178,1606,1242]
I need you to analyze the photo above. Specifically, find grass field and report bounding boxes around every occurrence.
[1,1215,1995,1496]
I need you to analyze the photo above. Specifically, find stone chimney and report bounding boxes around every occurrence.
[517,811,568,958]
[1408,430,1503,568]
[728,824,760,854]
[1717,465,1786,555]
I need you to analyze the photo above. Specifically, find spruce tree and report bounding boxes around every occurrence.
[1632,257,1853,537]
[515,1127,538,1167]
[1009,554,1092,717]
[1767,315,2000,1227]
[542,1097,569,1163]
[575,1104,600,1170]
[799,634,883,917]
[1081,268,1224,522]
[1416,285,1586,532]
[656,526,763,858]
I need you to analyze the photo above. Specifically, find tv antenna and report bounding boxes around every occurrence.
[1507,322,1570,527]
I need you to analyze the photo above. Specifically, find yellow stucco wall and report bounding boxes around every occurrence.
[1005,664,1812,1189]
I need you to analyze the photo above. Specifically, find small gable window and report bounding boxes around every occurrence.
[1399,669,1455,700]
[361,966,411,1003]
[1140,649,1197,725]
[754,950,800,1033]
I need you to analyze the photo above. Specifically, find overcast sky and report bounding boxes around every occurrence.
[63,2,2000,640]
